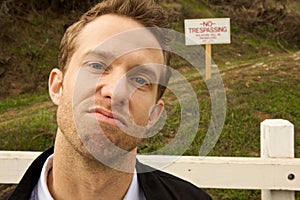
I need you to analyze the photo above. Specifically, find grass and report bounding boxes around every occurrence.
[0,92,56,151]
[0,92,49,113]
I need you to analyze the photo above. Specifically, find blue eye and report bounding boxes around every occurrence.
[134,77,148,85]
[90,63,106,71]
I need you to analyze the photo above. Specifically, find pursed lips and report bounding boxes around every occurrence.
[92,108,127,127]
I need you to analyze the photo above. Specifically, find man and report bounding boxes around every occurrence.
[6,0,211,199]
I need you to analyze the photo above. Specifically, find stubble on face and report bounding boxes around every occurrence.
[56,88,143,165]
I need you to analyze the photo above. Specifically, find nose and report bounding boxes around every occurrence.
[99,73,130,106]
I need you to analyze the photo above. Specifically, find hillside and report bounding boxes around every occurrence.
[0,0,299,98]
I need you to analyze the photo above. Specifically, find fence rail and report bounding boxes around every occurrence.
[0,119,299,200]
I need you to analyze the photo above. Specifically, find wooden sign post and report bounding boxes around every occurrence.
[205,44,212,80]
[184,18,231,80]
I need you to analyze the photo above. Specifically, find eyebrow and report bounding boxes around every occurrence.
[131,65,161,83]
[83,50,116,65]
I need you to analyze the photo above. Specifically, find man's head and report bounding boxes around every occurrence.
[58,0,171,100]
[48,0,172,167]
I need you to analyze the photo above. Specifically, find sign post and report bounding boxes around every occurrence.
[184,18,231,80]
[205,44,212,80]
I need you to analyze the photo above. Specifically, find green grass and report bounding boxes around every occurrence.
[0,109,56,151]
[0,92,56,151]
[0,92,50,113]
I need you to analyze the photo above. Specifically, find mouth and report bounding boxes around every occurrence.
[92,108,127,127]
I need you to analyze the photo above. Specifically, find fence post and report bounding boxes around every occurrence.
[261,119,295,200]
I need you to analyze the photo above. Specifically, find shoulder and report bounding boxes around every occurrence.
[4,147,54,200]
[136,160,212,200]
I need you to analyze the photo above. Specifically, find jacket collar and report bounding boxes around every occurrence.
[7,147,154,200]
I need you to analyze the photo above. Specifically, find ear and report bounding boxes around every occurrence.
[148,100,165,126]
[48,68,63,105]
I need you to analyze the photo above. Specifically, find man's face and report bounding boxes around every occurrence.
[50,14,165,163]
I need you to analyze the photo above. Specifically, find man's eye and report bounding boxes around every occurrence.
[134,77,148,85]
[89,63,106,71]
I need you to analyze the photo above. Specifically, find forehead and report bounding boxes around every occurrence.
[76,14,163,57]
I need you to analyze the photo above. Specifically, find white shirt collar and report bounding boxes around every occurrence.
[32,154,145,200]
[31,154,54,200]
[124,168,145,200]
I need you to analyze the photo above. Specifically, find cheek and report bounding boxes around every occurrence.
[130,93,156,123]
[63,67,99,107]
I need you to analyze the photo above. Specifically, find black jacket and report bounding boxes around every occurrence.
[4,147,211,200]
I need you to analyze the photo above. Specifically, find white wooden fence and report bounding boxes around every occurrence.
[0,119,299,200]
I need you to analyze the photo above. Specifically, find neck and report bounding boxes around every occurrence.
[48,130,136,200]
